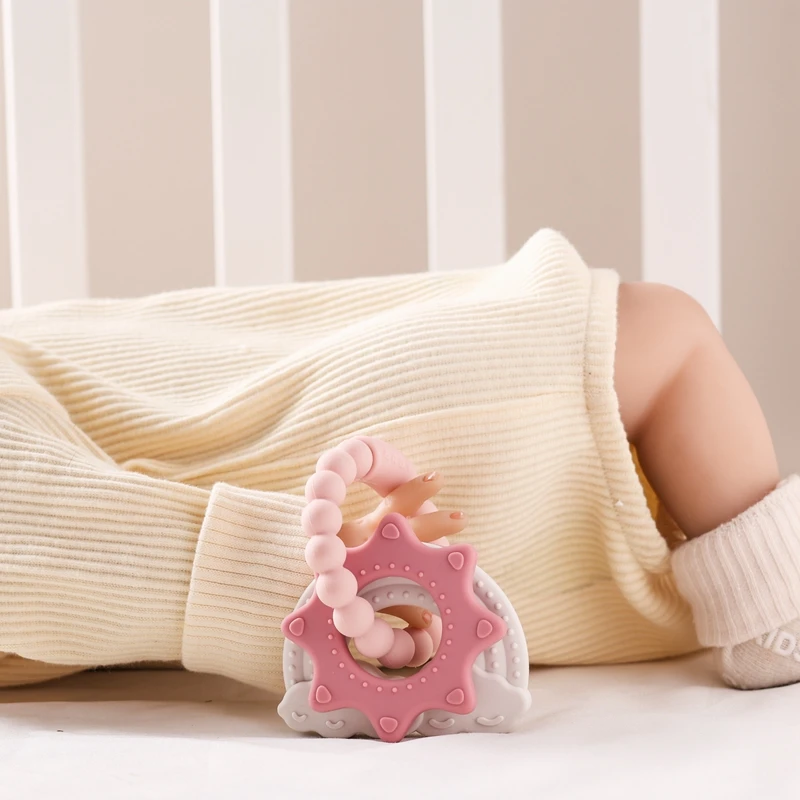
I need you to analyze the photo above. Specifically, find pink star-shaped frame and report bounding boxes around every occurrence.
[281,511,507,742]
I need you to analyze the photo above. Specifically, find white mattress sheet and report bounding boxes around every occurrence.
[1,650,796,799]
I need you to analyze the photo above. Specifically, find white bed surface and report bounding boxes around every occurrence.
[1,650,796,799]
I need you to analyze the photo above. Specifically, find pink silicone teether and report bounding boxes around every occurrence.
[406,626,435,668]
[427,613,443,652]
[354,617,394,659]
[301,498,342,537]
[304,535,346,573]
[282,512,507,742]
[332,596,374,638]
[283,435,498,741]
[297,436,448,665]
[378,627,416,670]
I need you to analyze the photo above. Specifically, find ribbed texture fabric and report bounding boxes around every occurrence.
[0,228,699,695]
[671,474,800,647]
[182,484,307,686]
[0,656,86,688]
[0,389,208,665]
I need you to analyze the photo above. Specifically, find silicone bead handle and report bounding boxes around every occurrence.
[299,436,441,666]
[356,436,438,517]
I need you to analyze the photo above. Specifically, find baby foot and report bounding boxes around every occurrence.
[716,619,800,690]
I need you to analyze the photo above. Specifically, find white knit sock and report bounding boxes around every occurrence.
[670,473,800,689]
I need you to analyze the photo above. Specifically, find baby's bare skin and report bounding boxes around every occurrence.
[614,281,780,540]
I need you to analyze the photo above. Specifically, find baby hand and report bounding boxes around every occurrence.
[338,469,465,637]
[337,470,467,547]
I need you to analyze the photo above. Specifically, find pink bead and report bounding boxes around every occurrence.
[339,438,373,480]
[304,469,347,504]
[315,567,358,608]
[427,614,443,652]
[316,449,357,485]
[378,628,416,670]
[406,627,434,667]
[301,498,342,537]
[333,596,374,638]
[304,535,346,573]
[354,618,394,659]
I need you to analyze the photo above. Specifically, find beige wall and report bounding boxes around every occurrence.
[79,0,214,298]
[289,0,428,281]
[504,0,642,283]
[719,0,800,474]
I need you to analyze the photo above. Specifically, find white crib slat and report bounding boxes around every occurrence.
[640,0,721,329]
[423,0,505,272]
[2,0,87,307]
[210,0,293,286]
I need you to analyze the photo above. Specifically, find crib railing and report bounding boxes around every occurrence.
[0,0,798,466]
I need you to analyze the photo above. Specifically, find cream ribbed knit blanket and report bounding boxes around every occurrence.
[0,229,700,693]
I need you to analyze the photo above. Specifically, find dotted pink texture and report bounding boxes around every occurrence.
[281,511,507,742]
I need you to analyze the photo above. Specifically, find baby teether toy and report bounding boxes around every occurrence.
[278,435,531,742]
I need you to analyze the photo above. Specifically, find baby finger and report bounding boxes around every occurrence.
[409,509,467,543]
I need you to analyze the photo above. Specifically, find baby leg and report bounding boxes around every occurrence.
[615,280,800,689]
[615,281,780,539]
